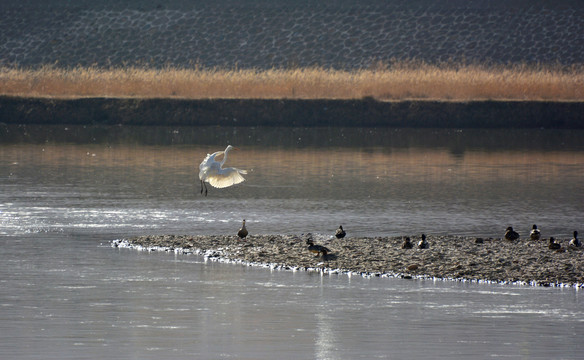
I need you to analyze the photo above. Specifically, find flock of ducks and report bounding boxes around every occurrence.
[236,220,581,258]
[238,222,344,257]
[401,234,428,249]
[236,222,432,258]
[505,225,580,250]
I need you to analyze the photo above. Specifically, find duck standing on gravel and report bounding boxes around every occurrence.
[569,231,581,248]
[418,234,429,249]
[237,219,248,240]
[402,237,413,249]
[504,227,520,241]
[548,237,561,250]
[335,225,346,239]
[529,224,541,240]
[306,239,330,257]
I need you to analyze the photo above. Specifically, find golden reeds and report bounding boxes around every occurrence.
[1,62,582,101]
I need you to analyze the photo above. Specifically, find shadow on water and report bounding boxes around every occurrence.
[2,124,584,154]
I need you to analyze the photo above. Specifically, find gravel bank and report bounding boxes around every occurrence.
[112,234,584,288]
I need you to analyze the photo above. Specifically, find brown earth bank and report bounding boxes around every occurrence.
[112,234,584,287]
[2,96,584,128]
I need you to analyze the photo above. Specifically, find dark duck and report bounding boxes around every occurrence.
[417,234,429,249]
[504,227,520,241]
[335,225,346,239]
[548,237,561,250]
[306,238,330,257]
[529,224,541,240]
[401,237,413,249]
[569,231,580,248]
[237,219,248,240]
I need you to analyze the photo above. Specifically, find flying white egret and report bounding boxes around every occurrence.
[198,145,247,196]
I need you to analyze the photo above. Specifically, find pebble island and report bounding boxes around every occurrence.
[112,234,584,288]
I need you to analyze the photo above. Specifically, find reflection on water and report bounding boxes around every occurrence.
[1,125,584,359]
[1,125,582,237]
[2,124,583,152]
[1,236,582,360]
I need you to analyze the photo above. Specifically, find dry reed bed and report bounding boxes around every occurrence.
[1,63,583,101]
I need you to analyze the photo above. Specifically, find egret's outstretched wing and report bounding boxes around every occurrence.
[199,153,212,170]
[199,151,222,180]
[207,167,247,188]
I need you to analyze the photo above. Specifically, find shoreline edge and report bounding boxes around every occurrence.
[111,234,584,288]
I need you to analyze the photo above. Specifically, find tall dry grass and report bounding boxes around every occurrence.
[1,62,583,101]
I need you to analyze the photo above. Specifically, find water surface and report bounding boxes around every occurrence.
[2,125,583,237]
[1,125,583,359]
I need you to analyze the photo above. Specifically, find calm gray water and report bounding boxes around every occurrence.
[1,125,583,359]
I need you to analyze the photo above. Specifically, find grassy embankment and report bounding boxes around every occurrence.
[1,62,583,101]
